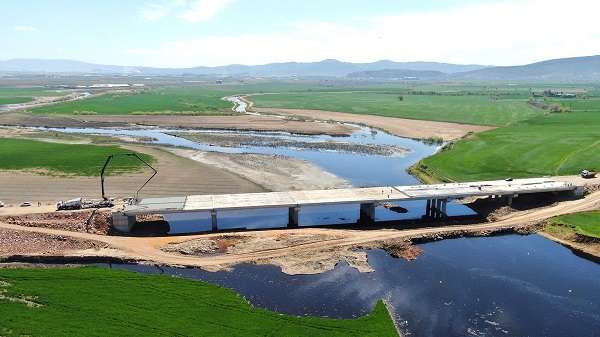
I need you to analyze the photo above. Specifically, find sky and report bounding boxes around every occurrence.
[2,0,598,68]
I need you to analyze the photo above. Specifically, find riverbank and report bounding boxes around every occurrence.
[2,190,599,275]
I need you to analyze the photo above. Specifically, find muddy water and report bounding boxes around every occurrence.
[101,234,600,337]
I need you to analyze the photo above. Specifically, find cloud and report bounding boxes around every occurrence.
[128,0,599,68]
[15,26,37,31]
[140,1,185,21]
[125,49,162,55]
[177,0,236,23]
[140,4,169,21]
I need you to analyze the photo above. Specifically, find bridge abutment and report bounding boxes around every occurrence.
[112,212,136,233]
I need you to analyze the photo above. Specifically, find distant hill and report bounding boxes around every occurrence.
[346,69,446,80]
[0,58,487,77]
[0,59,148,74]
[452,55,600,81]
[1,55,598,80]
[186,59,488,77]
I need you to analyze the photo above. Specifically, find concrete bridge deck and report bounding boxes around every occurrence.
[113,177,583,232]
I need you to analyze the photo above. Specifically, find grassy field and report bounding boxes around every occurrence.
[548,212,600,238]
[251,92,542,126]
[0,267,398,337]
[22,81,600,127]
[0,138,153,176]
[246,82,599,126]
[29,87,234,115]
[0,87,68,105]
[415,111,600,182]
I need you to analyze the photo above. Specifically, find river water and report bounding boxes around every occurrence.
[98,234,600,337]
[44,118,600,336]
[45,124,477,233]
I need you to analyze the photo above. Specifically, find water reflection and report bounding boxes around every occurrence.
[98,234,600,337]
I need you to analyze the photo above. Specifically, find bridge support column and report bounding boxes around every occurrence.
[425,199,432,217]
[359,202,376,224]
[288,206,300,228]
[425,199,448,219]
[211,210,218,231]
[112,212,136,233]
[503,194,517,206]
[440,199,447,217]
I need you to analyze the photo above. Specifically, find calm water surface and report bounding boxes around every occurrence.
[41,123,600,335]
[101,234,600,337]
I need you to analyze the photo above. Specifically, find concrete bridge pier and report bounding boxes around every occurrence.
[288,206,300,228]
[359,202,376,224]
[425,198,448,219]
[503,194,517,206]
[211,210,218,231]
[112,212,136,233]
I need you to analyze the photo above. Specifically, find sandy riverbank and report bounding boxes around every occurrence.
[252,108,494,141]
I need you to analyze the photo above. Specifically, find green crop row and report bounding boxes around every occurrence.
[30,88,233,115]
[250,92,543,126]
[0,267,398,336]
[420,111,600,182]
[0,138,154,176]
[0,87,67,105]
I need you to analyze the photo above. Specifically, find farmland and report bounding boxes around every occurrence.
[0,138,153,176]
[0,267,398,336]
[415,111,600,182]
[0,87,68,105]
[250,91,542,126]
[7,80,600,183]
[29,87,234,115]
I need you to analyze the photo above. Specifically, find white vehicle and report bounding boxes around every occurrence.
[0,201,4,207]
[57,198,84,210]
[20,202,32,207]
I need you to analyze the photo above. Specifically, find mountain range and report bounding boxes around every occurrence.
[1,55,598,81]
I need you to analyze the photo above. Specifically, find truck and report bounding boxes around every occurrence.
[57,198,84,210]
[581,170,597,178]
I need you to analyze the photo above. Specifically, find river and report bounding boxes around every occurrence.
[42,111,600,336]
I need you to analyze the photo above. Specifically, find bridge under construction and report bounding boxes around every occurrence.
[113,177,584,233]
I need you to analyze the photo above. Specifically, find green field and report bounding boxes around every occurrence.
[548,212,600,238]
[0,267,398,336]
[23,82,600,127]
[0,87,68,105]
[29,87,235,115]
[416,111,600,182]
[0,138,153,176]
[250,91,542,126]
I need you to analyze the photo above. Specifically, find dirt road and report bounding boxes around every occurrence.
[2,190,599,274]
